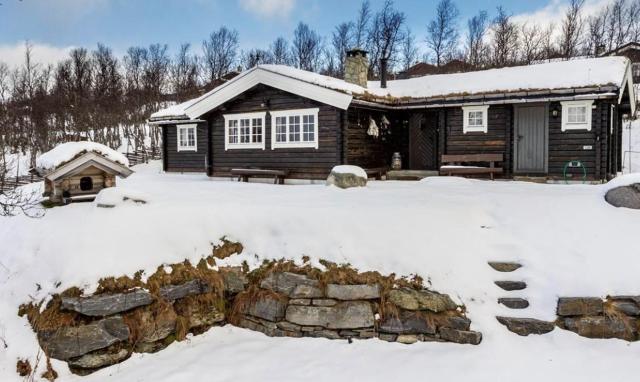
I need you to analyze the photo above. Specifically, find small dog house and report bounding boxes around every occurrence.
[33,142,133,203]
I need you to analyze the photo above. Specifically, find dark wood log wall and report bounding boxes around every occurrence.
[345,107,389,168]
[547,101,611,180]
[438,101,616,180]
[207,85,342,179]
[163,122,208,172]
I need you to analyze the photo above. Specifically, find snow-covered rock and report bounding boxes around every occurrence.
[35,142,129,173]
[326,165,367,189]
[94,187,150,208]
[605,184,640,209]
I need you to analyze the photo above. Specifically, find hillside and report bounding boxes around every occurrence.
[0,162,639,381]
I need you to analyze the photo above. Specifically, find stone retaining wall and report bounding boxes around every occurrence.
[18,253,481,377]
[232,271,481,345]
[556,296,640,341]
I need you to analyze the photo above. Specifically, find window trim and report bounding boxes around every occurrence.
[223,111,266,150]
[177,123,198,152]
[270,108,320,149]
[561,100,594,131]
[462,105,489,133]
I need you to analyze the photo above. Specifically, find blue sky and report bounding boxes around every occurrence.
[0,0,612,66]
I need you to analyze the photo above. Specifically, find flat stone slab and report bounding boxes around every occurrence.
[494,281,527,291]
[379,311,436,335]
[387,288,457,312]
[260,272,319,297]
[61,290,153,317]
[39,316,130,360]
[498,297,530,309]
[439,327,482,345]
[285,301,374,329]
[159,279,211,301]
[557,297,603,316]
[220,267,248,294]
[610,300,640,316]
[488,262,522,272]
[326,284,380,300]
[496,316,555,336]
[242,294,287,322]
[68,348,130,370]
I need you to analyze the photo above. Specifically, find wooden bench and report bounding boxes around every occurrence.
[439,154,504,180]
[230,168,289,184]
[364,167,388,180]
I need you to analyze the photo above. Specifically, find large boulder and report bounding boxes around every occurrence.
[38,316,130,360]
[326,284,380,300]
[285,301,374,329]
[605,184,640,209]
[387,288,457,312]
[61,290,153,317]
[326,165,367,189]
[260,272,319,297]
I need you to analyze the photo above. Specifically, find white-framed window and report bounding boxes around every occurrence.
[224,112,266,150]
[561,100,594,131]
[177,124,197,152]
[270,108,319,149]
[462,105,489,133]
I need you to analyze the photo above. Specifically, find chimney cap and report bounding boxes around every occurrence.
[347,48,368,58]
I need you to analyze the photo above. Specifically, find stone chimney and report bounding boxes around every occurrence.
[344,49,369,88]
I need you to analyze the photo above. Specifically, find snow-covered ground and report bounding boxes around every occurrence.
[1,162,639,381]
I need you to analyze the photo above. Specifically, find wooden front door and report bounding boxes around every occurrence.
[514,105,548,173]
[409,113,439,170]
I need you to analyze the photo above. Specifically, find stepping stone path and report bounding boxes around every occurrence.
[494,281,527,291]
[488,261,555,337]
[498,297,530,309]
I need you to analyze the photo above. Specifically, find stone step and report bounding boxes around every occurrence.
[488,262,522,272]
[494,281,527,291]
[496,316,555,336]
[498,297,529,309]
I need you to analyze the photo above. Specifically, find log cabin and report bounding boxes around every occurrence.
[150,50,636,183]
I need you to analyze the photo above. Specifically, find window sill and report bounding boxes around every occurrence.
[272,142,318,149]
[561,124,591,132]
[177,147,197,152]
[463,127,487,134]
[226,144,265,150]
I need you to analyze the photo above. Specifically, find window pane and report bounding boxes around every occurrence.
[179,128,187,146]
[302,114,315,142]
[252,118,262,143]
[468,111,483,127]
[240,119,251,143]
[289,115,300,142]
[228,120,238,143]
[187,128,195,146]
[276,116,287,142]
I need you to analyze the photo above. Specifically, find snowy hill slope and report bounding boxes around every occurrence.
[0,162,639,381]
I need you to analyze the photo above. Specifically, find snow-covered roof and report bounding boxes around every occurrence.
[35,142,129,174]
[150,56,634,121]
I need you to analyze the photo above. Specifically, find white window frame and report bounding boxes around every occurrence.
[270,108,320,149]
[177,124,198,152]
[462,105,489,133]
[224,111,266,150]
[561,100,594,131]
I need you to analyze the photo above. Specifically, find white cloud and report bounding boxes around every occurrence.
[512,0,614,28]
[0,42,74,69]
[238,0,296,18]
